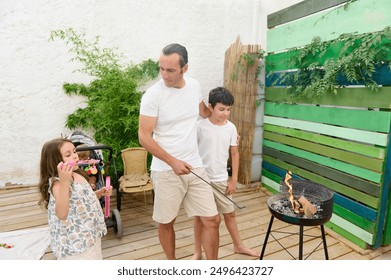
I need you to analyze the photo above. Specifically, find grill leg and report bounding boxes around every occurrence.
[260,215,274,260]
[320,225,329,260]
[299,225,304,260]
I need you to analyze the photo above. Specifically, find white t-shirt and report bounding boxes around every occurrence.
[197,118,238,181]
[140,76,204,171]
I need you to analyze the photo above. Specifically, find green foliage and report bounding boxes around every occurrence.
[50,28,159,175]
[231,49,265,85]
[269,26,391,100]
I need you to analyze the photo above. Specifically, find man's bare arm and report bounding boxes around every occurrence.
[199,101,211,118]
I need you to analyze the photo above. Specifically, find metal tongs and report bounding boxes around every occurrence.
[189,170,246,209]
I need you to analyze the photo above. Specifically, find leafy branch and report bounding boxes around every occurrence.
[269,26,391,100]
[50,28,159,174]
[231,49,265,107]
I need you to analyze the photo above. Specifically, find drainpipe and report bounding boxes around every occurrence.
[250,0,264,183]
[252,0,261,44]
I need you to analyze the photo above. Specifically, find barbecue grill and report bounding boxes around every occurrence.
[260,178,334,260]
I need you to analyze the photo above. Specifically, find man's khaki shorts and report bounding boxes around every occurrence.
[151,167,218,224]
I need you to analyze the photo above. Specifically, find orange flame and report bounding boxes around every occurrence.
[284,171,301,214]
[284,171,294,207]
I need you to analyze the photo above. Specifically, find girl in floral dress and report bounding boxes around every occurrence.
[38,138,112,260]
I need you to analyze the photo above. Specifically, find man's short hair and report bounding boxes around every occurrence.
[162,43,188,68]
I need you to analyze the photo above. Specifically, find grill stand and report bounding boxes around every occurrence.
[259,215,329,260]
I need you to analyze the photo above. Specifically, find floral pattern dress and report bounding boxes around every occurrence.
[48,179,107,258]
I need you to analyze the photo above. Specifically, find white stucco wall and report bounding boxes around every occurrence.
[0,0,302,186]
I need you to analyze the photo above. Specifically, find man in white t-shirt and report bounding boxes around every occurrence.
[138,43,221,260]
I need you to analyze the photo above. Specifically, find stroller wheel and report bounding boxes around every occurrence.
[112,208,123,239]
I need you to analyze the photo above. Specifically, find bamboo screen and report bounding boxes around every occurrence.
[223,36,262,186]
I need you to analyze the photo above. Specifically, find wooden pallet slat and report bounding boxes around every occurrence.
[264,131,384,172]
[264,140,382,184]
[265,102,391,133]
[266,38,391,72]
[333,204,375,233]
[266,65,391,88]
[267,0,348,28]
[326,220,369,249]
[264,123,386,159]
[265,87,391,110]
[329,214,374,244]
[267,0,391,52]
[264,116,388,146]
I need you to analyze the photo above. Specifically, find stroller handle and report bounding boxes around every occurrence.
[76,145,113,162]
[75,145,117,178]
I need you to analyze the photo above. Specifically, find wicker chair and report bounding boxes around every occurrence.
[118,147,154,206]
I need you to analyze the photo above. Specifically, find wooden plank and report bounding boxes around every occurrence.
[372,250,391,260]
[267,0,347,28]
[326,221,369,249]
[263,153,380,210]
[265,87,391,110]
[264,140,382,183]
[262,161,286,180]
[264,116,388,146]
[308,241,367,260]
[261,176,280,193]
[264,123,385,159]
[264,131,384,172]
[261,168,281,185]
[333,192,377,223]
[265,102,391,133]
[267,0,391,52]
[262,146,381,197]
[329,214,373,244]
[334,250,373,260]
[333,203,375,233]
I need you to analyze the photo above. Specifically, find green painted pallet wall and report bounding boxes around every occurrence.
[265,87,391,110]
[265,0,391,249]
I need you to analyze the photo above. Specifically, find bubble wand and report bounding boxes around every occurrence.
[104,176,111,218]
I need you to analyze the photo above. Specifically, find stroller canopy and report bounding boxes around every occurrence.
[69,131,104,160]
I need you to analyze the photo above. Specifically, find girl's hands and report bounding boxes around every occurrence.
[96,185,113,198]
[57,161,74,184]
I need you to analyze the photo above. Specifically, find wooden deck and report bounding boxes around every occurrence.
[1,183,390,260]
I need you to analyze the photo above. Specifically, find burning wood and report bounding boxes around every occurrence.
[298,196,318,217]
[284,172,318,218]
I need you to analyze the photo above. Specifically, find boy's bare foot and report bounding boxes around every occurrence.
[234,246,260,257]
